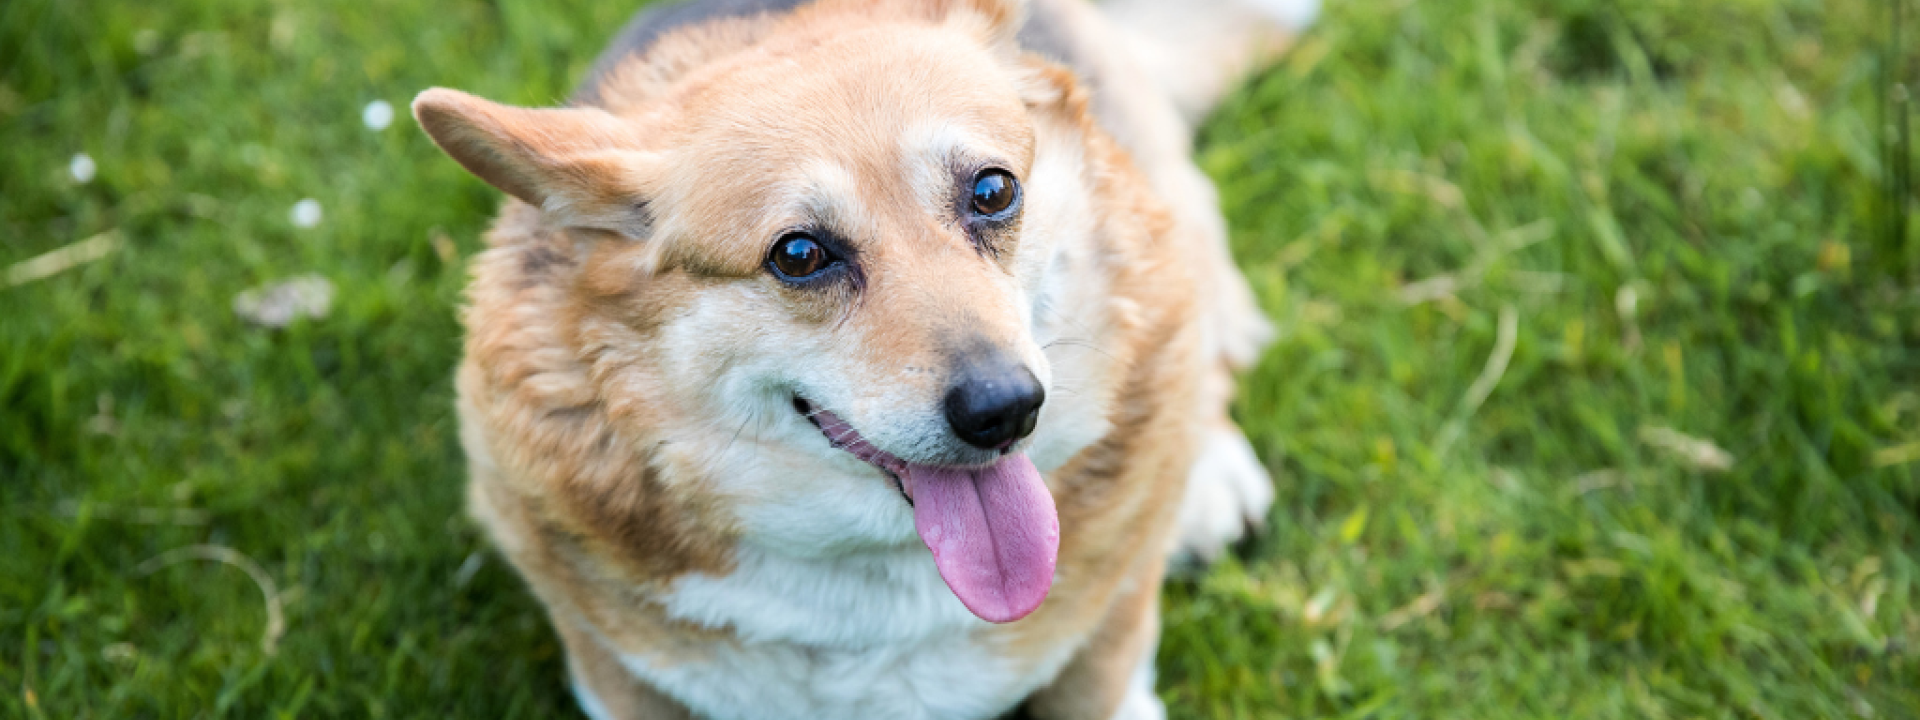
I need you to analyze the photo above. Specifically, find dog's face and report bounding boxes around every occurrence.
[418,0,1113,584]
[650,20,1054,472]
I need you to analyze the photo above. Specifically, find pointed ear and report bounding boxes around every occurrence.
[412,88,654,238]
[925,0,1027,47]
[1011,60,1091,118]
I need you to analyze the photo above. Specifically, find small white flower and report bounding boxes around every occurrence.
[70,153,96,184]
[362,100,394,131]
[234,274,335,328]
[291,198,323,228]
[1614,284,1638,320]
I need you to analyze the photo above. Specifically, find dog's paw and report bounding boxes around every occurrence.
[1109,686,1168,720]
[1169,424,1274,569]
[1109,650,1168,720]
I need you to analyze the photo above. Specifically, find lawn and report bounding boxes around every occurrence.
[2,0,1916,717]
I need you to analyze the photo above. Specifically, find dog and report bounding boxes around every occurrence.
[412,0,1311,717]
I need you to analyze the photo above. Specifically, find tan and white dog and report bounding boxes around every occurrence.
[412,0,1311,717]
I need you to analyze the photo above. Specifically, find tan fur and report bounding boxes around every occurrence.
[420,0,1284,717]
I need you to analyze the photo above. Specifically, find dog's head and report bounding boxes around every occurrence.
[418,0,1116,622]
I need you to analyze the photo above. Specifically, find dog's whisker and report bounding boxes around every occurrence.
[719,414,755,459]
[1036,305,1119,356]
[1042,337,1120,363]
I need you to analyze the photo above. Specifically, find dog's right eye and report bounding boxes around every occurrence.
[970,169,1018,217]
[768,233,836,280]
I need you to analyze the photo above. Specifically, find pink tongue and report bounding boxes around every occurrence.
[904,453,1059,623]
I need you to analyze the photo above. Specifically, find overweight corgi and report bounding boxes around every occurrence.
[413,0,1312,717]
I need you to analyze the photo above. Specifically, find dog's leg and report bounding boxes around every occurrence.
[1155,148,1276,568]
[1108,631,1169,720]
[554,621,692,720]
[1023,566,1165,720]
[1167,416,1274,568]
[1169,415,1275,567]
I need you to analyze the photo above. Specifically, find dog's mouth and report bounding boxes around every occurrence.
[793,396,1059,624]
[794,397,912,501]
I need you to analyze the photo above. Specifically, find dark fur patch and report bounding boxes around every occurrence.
[627,198,657,239]
[1015,0,1077,65]
[519,244,575,280]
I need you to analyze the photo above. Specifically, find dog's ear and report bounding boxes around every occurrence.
[923,0,1027,47]
[413,88,655,239]
[1012,60,1085,112]
[923,0,1072,109]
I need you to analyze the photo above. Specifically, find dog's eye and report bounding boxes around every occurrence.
[971,169,1018,216]
[769,233,836,280]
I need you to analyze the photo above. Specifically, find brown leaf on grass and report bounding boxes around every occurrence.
[1873,441,1920,468]
[1638,426,1735,472]
[1381,588,1446,630]
[6,230,120,286]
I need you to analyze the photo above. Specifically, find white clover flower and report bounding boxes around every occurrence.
[70,153,96,184]
[362,100,394,131]
[291,198,323,228]
[234,274,334,328]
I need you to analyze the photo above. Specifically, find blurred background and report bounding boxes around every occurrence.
[2,0,1916,717]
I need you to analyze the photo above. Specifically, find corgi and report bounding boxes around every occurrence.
[412,0,1312,717]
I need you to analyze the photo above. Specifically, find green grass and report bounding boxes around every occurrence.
[2,0,1915,717]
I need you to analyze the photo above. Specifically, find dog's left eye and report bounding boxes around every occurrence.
[971,169,1019,216]
[768,233,837,280]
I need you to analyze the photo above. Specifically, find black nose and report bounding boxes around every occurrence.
[944,362,1045,450]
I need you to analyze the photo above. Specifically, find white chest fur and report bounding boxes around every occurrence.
[601,545,1079,720]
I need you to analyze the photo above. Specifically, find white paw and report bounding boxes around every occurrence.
[572,682,616,720]
[1169,425,1275,567]
[1109,648,1167,720]
[1110,685,1168,720]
